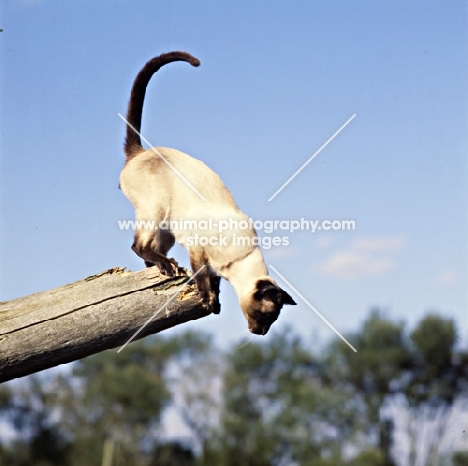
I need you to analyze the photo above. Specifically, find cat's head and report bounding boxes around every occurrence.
[240,277,296,335]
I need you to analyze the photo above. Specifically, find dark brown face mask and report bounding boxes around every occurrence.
[246,280,297,335]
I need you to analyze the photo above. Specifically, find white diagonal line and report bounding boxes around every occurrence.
[268,113,356,201]
[117,265,206,353]
[269,265,357,352]
[118,113,207,201]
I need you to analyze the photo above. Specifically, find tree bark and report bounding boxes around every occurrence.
[0,267,211,383]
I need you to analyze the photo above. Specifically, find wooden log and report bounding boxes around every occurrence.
[0,267,211,383]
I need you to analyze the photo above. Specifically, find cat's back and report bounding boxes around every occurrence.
[121,146,238,209]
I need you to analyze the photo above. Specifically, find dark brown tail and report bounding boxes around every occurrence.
[124,51,200,159]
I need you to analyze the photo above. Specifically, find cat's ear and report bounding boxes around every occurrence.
[254,280,296,306]
[280,289,296,306]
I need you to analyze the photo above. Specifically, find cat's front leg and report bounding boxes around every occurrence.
[189,248,221,314]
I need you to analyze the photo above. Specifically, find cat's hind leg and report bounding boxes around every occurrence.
[132,222,179,276]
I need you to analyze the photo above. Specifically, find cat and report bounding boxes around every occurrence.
[120,51,296,335]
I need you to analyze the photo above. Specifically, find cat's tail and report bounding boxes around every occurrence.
[124,51,200,159]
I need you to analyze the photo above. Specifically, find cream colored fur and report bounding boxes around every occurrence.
[121,52,296,334]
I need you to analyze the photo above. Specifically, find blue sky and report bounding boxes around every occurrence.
[1,0,467,349]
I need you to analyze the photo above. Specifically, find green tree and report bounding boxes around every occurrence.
[210,327,354,466]
[408,314,460,405]
[325,310,414,465]
[64,335,196,466]
[48,342,162,465]
[325,310,412,424]
[0,334,198,466]
[167,332,221,459]
[0,376,71,466]
[453,452,468,466]
[346,448,385,466]
[149,441,196,466]
[400,314,468,466]
[325,311,468,466]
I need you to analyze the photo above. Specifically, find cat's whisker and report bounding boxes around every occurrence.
[232,329,250,341]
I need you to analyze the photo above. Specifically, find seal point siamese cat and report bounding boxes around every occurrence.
[120,51,296,335]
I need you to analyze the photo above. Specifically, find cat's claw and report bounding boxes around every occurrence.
[145,257,180,277]
[199,290,221,314]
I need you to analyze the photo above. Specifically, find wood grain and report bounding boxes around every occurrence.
[0,267,211,383]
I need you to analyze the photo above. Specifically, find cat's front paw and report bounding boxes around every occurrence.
[148,257,179,277]
[176,266,190,276]
[199,290,221,314]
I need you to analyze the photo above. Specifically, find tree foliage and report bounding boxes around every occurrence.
[0,311,466,466]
